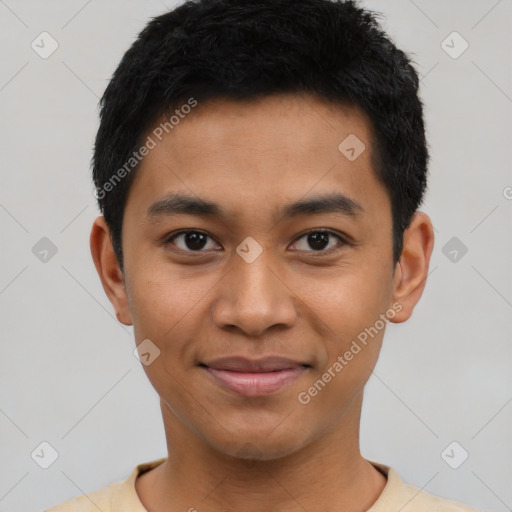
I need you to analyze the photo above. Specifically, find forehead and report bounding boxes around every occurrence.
[125,93,389,225]
[145,94,375,165]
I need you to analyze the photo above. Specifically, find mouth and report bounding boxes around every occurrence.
[199,357,311,397]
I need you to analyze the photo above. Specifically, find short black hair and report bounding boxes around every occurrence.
[93,0,428,270]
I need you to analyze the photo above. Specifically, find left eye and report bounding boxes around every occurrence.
[291,230,345,252]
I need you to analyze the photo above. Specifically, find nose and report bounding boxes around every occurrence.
[211,246,298,337]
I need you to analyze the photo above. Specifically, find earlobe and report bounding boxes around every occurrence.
[90,216,133,326]
[390,212,435,324]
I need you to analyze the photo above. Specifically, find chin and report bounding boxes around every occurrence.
[204,420,313,463]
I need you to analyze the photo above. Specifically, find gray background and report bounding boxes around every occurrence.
[0,0,511,510]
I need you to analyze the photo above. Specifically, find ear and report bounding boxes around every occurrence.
[90,216,133,326]
[390,212,435,323]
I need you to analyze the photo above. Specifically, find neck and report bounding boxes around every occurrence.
[136,392,387,512]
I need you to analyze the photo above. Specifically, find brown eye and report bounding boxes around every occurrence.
[292,230,345,253]
[167,231,218,252]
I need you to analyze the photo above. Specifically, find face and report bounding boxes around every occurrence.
[94,93,427,461]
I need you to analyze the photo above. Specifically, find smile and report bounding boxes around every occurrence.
[202,366,308,396]
[199,357,310,397]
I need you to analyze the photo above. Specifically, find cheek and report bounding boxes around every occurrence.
[127,268,219,396]
[298,266,390,387]
[127,265,214,340]
[298,283,386,418]
[303,265,391,338]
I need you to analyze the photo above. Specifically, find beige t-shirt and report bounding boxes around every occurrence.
[45,458,481,511]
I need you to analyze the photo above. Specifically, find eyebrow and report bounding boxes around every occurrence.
[146,192,364,223]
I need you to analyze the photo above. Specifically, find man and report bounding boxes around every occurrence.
[46,0,480,510]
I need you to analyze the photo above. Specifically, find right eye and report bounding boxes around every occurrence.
[164,230,221,253]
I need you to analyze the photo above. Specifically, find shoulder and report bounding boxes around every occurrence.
[43,458,166,512]
[369,462,484,512]
[399,484,483,512]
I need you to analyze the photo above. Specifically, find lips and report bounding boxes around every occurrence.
[200,357,310,397]
[203,356,308,372]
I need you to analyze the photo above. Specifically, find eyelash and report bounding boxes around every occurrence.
[164,229,348,256]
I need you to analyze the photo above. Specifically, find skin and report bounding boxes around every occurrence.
[90,93,434,512]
